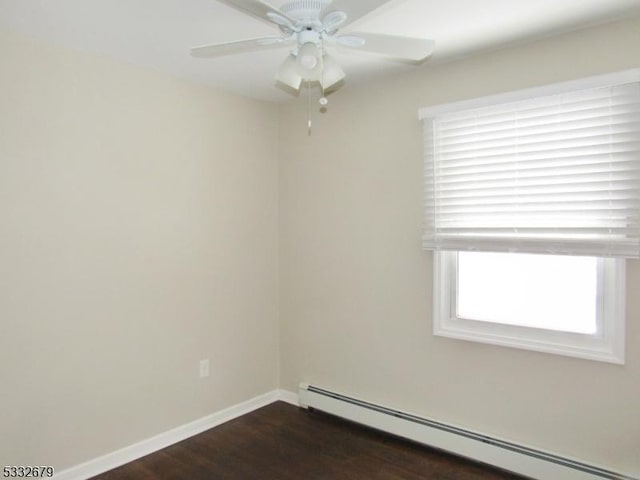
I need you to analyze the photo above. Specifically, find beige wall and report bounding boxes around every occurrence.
[0,30,279,470]
[2,13,640,478]
[279,16,640,476]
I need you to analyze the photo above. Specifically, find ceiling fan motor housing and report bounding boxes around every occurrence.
[281,0,332,31]
[298,28,321,47]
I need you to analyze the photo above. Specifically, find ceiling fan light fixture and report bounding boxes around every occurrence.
[296,42,322,80]
[300,55,318,70]
[321,54,345,90]
[276,54,303,90]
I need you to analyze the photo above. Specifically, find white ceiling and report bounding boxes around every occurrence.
[1,0,639,102]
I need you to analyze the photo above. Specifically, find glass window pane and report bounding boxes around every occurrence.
[457,252,598,334]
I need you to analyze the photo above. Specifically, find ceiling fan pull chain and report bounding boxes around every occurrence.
[319,52,328,107]
[307,81,313,136]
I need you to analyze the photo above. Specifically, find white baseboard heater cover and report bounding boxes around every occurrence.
[298,384,636,480]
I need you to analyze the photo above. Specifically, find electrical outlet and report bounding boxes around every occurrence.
[199,359,210,378]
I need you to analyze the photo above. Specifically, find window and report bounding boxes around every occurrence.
[434,251,625,363]
[420,70,640,363]
[457,252,598,334]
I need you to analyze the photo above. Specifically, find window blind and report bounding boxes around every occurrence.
[420,73,640,258]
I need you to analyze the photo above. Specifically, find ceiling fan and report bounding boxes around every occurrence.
[191,0,435,95]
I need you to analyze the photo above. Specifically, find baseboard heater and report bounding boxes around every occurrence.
[298,384,636,480]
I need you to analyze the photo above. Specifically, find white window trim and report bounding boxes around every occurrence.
[433,252,626,364]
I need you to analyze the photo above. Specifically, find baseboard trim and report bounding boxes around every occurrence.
[54,389,297,480]
[277,388,300,406]
[299,384,637,480]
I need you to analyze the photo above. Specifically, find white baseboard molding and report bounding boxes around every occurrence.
[54,389,296,480]
[298,384,637,480]
[55,385,636,480]
[277,388,300,406]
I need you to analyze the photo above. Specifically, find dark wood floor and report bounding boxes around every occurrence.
[91,401,527,479]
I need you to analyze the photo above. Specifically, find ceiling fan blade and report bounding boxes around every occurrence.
[191,36,292,58]
[321,0,389,30]
[217,0,295,29]
[336,32,435,63]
